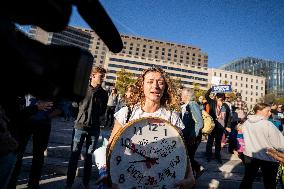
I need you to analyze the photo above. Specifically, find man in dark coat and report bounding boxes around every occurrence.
[66,67,108,189]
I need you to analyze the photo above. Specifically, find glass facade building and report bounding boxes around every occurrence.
[220,57,284,96]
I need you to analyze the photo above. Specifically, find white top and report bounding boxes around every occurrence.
[114,105,185,130]
[243,115,284,162]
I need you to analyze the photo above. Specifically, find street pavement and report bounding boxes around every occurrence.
[15,117,271,189]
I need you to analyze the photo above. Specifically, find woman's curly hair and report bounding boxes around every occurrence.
[127,66,181,111]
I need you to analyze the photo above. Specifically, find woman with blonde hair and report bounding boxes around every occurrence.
[239,103,284,189]
[102,66,195,188]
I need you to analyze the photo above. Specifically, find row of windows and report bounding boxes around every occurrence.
[233,82,264,90]
[214,72,264,84]
[121,37,201,51]
[106,72,207,87]
[119,51,203,65]
[54,32,91,44]
[51,38,90,50]
[65,27,92,39]
[108,64,208,82]
[109,58,208,76]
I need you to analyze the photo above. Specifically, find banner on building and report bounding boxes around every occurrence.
[211,85,232,93]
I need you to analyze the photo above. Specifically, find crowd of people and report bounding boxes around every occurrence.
[0,65,284,189]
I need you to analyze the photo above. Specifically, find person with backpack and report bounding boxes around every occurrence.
[181,87,204,178]
[97,66,195,189]
[205,87,231,164]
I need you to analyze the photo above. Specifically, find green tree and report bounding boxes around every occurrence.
[273,97,284,104]
[193,83,206,100]
[171,77,183,94]
[114,69,135,96]
[262,93,276,104]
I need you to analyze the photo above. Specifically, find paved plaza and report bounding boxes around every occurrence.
[15,117,268,189]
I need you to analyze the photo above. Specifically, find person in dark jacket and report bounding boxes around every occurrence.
[66,67,108,189]
[205,87,231,164]
[8,96,61,189]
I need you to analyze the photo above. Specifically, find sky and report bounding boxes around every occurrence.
[69,0,284,68]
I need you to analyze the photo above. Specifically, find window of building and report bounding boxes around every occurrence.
[256,79,258,83]
[156,47,159,50]
[256,92,258,96]
[261,87,263,90]
[214,72,216,76]
[251,79,253,82]
[235,82,237,86]
[136,48,139,51]
[251,85,253,89]
[245,97,247,101]
[251,91,253,95]
[241,77,243,81]
[251,98,253,102]
[220,73,222,77]
[246,78,248,82]
[241,83,243,87]
[256,86,258,90]
[230,75,232,79]
[225,74,227,78]
[236,76,238,79]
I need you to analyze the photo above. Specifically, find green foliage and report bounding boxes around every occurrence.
[262,93,276,104]
[171,77,183,94]
[274,97,284,104]
[114,69,135,96]
[193,83,206,99]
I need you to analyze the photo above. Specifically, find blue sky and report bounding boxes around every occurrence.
[70,0,284,68]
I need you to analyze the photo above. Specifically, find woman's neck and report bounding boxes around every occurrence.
[142,100,160,113]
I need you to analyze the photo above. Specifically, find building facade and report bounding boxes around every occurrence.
[29,26,93,51]
[209,68,266,109]
[105,53,209,90]
[220,57,284,97]
[29,25,209,90]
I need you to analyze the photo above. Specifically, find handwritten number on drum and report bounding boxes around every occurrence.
[116,156,122,165]
[119,174,125,183]
[134,127,142,135]
[121,138,131,146]
[149,124,158,131]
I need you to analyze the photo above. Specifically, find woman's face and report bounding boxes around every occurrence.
[143,71,166,104]
[257,107,271,119]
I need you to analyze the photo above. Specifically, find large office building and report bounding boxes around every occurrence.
[220,57,284,97]
[29,25,209,89]
[105,53,208,90]
[29,26,93,51]
[208,68,266,109]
